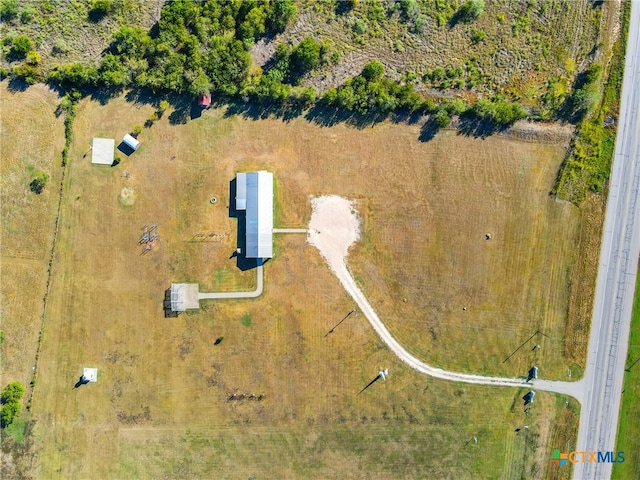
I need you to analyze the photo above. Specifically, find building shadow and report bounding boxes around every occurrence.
[117,142,135,156]
[74,375,89,389]
[190,103,203,119]
[163,287,179,318]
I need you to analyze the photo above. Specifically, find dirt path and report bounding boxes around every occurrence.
[307,195,584,401]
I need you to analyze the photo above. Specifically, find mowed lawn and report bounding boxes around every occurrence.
[0,83,65,398]
[0,83,65,478]
[30,94,583,479]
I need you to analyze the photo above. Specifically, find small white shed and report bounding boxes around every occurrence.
[82,367,98,383]
[122,134,140,151]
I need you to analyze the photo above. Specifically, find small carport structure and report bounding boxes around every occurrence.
[91,138,115,165]
[169,283,200,312]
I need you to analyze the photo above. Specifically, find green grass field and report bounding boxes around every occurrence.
[612,265,640,479]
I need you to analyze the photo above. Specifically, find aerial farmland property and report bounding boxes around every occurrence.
[0,1,636,479]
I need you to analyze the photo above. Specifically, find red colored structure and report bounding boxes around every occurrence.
[197,93,212,108]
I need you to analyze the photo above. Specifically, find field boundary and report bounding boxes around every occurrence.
[24,108,69,411]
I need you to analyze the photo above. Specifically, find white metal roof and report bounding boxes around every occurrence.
[91,138,115,165]
[243,171,273,259]
[122,134,140,150]
[236,172,247,210]
[170,283,200,311]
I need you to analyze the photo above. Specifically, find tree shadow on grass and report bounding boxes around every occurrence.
[456,114,510,139]
[90,86,124,106]
[418,116,440,142]
[390,109,426,126]
[7,77,29,93]
[221,98,306,123]
[304,104,389,129]
[221,98,390,130]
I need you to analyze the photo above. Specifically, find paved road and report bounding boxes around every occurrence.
[198,264,263,299]
[574,1,640,478]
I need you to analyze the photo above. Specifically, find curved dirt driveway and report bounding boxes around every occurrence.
[308,195,583,402]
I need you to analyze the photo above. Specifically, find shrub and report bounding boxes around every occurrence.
[26,51,41,66]
[469,98,527,125]
[352,18,368,35]
[29,170,49,194]
[584,62,602,84]
[298,86,316,104]
[0,0,19,20]
[9,35,34,61]
[49,63,99,88]
[52,38,71,56]
[442,98,466,115]
[289,37,322,78]
[361,60,384,82]
[435,109,451,128]
[569,84,600,120]
[157,100,170,117]
[471,29,486,44]
[20,4,36,23]
[458,0,484,22]
[492,101,527,124]
[12,62,42,84]
[89,0,112,21]
[132,125,143,137]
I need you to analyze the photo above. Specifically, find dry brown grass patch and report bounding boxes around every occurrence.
[27,95,586,478]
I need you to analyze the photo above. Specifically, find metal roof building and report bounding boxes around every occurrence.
[170,283,199,312]
[236,171,273,259]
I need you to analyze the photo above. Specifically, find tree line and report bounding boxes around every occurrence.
[5,0,526,128]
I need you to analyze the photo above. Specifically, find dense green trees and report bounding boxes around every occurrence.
[37,0,528,129]
[94,0,296,96]
[469,98,527,125]
[50,63,98,88]
[568,62,603,120]
[323,61,424,114]
[289,37,322,78]
[1,381,25,428]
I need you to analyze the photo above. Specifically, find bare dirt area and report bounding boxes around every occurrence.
[25,95,588,478]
